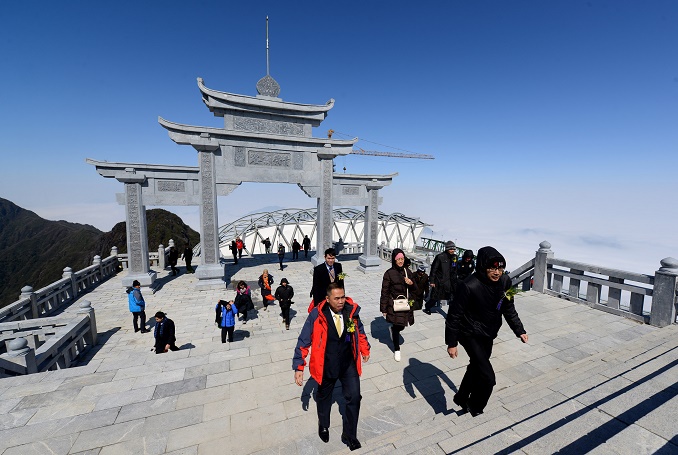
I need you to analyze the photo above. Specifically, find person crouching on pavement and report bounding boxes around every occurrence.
[154,311,180,353]
[293,283,371,451]
[445,246,528,416]
[215,299,237,343]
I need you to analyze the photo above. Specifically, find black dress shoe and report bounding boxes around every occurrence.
[422,309,432,315]
[453,393,467,410]
[341,434,362,451]
[468,408,484,417]
[318,425,329,443]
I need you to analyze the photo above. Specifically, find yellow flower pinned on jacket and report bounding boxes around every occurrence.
[338,272,348,280]
[346,318,357,333]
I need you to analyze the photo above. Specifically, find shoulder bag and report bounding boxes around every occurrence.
[392,269,411,312]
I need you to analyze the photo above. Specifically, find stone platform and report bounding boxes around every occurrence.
[0,253,676,454]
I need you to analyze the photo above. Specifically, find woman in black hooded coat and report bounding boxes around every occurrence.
[380,248,418,362]
[445,246,528,416]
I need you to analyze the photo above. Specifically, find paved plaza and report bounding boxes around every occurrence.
[0,253,677,454]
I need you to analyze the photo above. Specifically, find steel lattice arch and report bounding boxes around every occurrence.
[196,207,429,257]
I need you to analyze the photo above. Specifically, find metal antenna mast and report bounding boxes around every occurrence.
[266,16,270,76]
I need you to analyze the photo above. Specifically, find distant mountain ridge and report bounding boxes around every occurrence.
[0,198,200,309]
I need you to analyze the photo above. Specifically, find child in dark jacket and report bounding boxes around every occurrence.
[215,300,238,343]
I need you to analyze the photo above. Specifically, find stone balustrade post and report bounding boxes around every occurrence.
[532,241,553,293]
[7,338,38,374]
[158,244,166,269]
[77,300,98,346]
[20,286,38,319]
[63,266,78,298]
[111,246,120,270]
[93,255,102,280]
[649,258,678,327]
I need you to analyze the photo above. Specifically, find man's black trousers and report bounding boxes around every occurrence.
[316,362,361,439]
[457,335,496,413]
[132,311,146,332]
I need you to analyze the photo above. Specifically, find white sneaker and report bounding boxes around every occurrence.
[394,351,401,362]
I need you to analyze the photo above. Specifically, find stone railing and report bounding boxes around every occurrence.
[509,241,677,328]
[334,241,363,255]
[117,240,174,270]
[0,251,118,324]
[0,301,97,375]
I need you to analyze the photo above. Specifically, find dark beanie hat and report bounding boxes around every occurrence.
[280,278,289,285]
[132,280,141,287]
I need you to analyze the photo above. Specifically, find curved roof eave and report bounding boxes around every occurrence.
[157,117,357,147]
[197,77,335,113]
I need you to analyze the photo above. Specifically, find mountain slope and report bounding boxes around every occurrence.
[0,198,200,308]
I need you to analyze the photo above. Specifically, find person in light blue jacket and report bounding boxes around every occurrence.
[215,299,238,343]
[127,280,149,333]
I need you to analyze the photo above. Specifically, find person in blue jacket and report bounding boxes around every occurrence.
[127,280,149,333]
[215,299,238,343]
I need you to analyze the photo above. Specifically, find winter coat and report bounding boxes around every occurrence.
[430,251,459,300]
[154,317,176,348]
[230,241,237,256]
[302,237,311,250]
[445,246,526,347]
[380,249,418,327]
[168,249,179,266]
[277,245,285,257]
[292,241,301,252]
[215,301,238,328]
[234,286,254,312]
[258,274,274,298]
[275,285,295,309]
[293,297,370,385]
[411,270,429,310]
[457,258,475,281]
[127,288,145,313]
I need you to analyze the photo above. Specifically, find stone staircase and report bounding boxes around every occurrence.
[1,259,677,455]
[328,324,678,454]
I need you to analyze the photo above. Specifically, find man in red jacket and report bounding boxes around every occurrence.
[293,283,371,451]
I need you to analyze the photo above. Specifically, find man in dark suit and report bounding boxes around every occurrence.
[310,248,344,307]
[293,283,371,451]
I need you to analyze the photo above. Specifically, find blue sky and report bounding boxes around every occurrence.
[1,1,676,274]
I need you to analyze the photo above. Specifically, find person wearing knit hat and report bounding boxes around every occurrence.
[457,249,476,281]
[445,246,528,417]
[275,278,295,330]
[380,248,419,361]
[424,240,459,314]
[410,264,429,311]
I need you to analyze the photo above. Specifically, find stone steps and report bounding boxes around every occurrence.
[328,324,678,454]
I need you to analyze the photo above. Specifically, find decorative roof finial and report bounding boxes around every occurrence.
[256,15,281,98]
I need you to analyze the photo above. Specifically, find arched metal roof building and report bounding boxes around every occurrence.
[199,207,429,257]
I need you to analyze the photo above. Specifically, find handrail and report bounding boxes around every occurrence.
[0,252,119,323]
[0,301,97,376]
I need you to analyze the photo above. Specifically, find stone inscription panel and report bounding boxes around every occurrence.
[248,150,291,168]
[157,181,186,192]
[234,117,303,136]
[234,147,246,167]
[342,186,360,196]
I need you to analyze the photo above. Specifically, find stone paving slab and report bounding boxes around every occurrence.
[0,256,677,454]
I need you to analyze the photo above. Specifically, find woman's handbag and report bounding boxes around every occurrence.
[392,269,411,312]
[392,295,410,312]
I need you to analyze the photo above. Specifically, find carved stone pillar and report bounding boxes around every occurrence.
[196,148,224,287]
[312,148,336,266]
[118,169,156,287]
[358,183,383,273]
[311,149,335,266]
